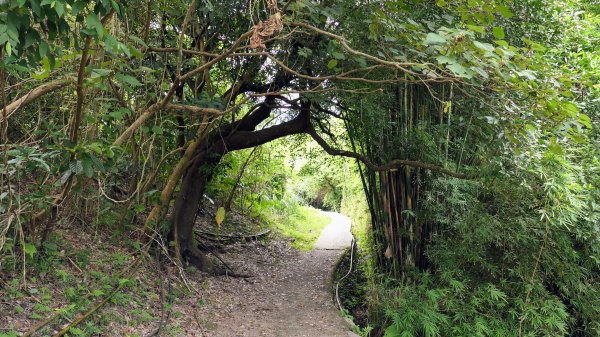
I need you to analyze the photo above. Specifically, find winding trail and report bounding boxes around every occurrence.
[192,212,358,337]
[314,212,354,250]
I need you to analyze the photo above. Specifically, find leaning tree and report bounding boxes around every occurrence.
[1,0,591,272]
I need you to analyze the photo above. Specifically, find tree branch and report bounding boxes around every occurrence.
[165,104,224,115]
[221,106,311,152]
[113,30,254,146]
[307,125,470,179]
[0,79,72,123]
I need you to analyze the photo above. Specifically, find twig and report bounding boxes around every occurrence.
[51,258,144,337]
[67,257,83,274]
[195,240,252,279]
[195,229,271,240]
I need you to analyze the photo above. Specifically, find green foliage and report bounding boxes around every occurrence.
[271,205,331,250]
[1,0,599,334]
[0,0,119,67]
[293,148,346,211]
[376,144,600,336]
[0,228,160,335]
[207,144,288,210]
[0,331,19,337]
[334,1,600,336]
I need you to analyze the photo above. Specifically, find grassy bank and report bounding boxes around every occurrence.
[270,205,331,250]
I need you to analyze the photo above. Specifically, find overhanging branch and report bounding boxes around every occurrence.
[0,78,73,123]
[222,106,311,152]
[307,125,470,179]
[165,103,224,115]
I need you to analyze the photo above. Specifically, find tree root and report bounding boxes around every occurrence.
[183,242,252,279]
[194,228,271,241]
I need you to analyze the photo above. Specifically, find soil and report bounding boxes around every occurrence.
[190,241,359,337]
[0,209,360,337]
[186,211,359,337]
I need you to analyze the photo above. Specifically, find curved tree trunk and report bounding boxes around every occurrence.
[171,147,223,271]
[169,100,311,271]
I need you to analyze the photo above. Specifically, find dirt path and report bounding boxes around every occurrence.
[189,212,358,337]
[314,212,354,250]
[0,211,359,336]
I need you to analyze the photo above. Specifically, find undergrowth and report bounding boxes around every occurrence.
[333,246,373,337]
[267,204,331,250]
[0,210,185,337]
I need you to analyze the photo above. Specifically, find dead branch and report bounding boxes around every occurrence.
[0,79,72,123]
[165,103,224,115]
[195,229,271,240]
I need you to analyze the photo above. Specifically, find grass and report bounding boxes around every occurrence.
[273,205,332,250]
[0,229,161,337]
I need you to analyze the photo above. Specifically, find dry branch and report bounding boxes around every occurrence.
[165,103,224,115]
[290,22,424,72]
[195,229,271,240]
[0,79,72,123]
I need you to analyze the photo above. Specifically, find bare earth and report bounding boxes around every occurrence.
[190,213,358,337]
[0,212,358,337]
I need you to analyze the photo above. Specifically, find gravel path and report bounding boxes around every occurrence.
[190,212,358,337]
[314,212,354,250]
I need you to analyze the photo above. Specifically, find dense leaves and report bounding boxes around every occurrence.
[1,0,598,336]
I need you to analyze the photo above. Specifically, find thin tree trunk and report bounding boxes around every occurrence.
[224,146,259,211]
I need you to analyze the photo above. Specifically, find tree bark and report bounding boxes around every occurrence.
[0,79,72,123]
[169,103,311,271]
[171,148,223,271]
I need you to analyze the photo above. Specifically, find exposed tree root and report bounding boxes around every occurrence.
[183,242,252,279]
[195,228,271,241]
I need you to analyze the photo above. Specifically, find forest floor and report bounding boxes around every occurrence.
[0,208,359,337]
[187,211,358,337]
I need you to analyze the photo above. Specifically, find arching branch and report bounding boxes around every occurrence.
[307,125,470,179]
[221,106,311,152]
